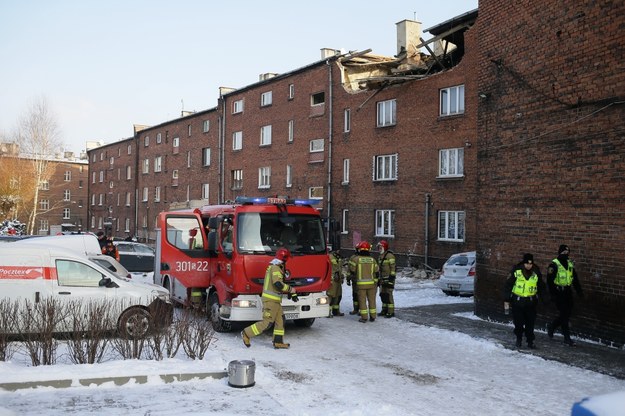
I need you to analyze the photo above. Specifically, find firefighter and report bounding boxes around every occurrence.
[102,238,120,262]
[327,249,344,317]
[547,244,584,346]
[377,240,396,318]
[503,253,547,349]
[241,248,297,349]
[346,247,359,315]
[349,241,379,323]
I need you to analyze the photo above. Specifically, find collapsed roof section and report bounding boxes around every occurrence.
[338,8,478,92]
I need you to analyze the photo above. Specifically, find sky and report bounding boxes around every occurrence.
[0,0,478,155]
[1,274,624,416]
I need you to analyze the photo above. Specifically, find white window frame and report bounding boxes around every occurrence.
[143,159,149,174]
[377,99,397,127]
[109,157,114,166]
[288,84,295,99]
[125,192,131,206]
[344,109,351,132]
[91,194,96,206]
[288,120,294,142]
[63,189,71,201]
[173,137,180,149]
[233,131,243,150]
[98,194,103,206]
[126,166,132,180]
[142,187,149,202]
[203,120,210,133]
[201,183,209,200]
[310,139,324,153]
[188,124,192,137]
[187,150,192,168]
[154,156,162,173]
[375,209,395,237]
[91,172,96,184]
[233,99,244,114]
[438,210,466,242]
[172,170,179,179]
[258,166,271,189]
[440,84,465,116]
[154,186,161,202]
[63,208,71,220]
[342,209,349,234]
[39,219,49,232]
[260,125,272,146]
[261,91,273,107]
[40,199,49,210]
[144,136,149,147]
[309,186,323,200]
[439,148,465,177]
[343,158,350,184]
[202,147,211,166]
[157,133,162,143]
[311,92,325,106]
[99,171,104,183]
[125,218,130,233]
[232,169,243,190]
[127,144,132,155]
[373,154,398,181]
[286,165,292,188]
[64,171,71,181]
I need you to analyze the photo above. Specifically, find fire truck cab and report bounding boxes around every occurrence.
[154,196,331,332]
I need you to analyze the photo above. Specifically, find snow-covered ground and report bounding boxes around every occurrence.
[1,274,624,416]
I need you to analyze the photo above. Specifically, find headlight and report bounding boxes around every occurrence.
[232,299,258,308]
[154,291,171,303]
[316,296,329,306]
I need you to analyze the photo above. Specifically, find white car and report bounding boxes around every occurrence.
[436,251,476,296]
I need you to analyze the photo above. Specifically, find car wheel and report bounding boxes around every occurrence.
[208,292,231,332]
[118,307,151,339]
[293,318,315,328]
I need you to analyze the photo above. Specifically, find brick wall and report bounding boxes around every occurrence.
[475,0,625,346]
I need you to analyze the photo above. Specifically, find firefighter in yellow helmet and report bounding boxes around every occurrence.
[327,249,345,317]
[377,240,396,318]
[349,241,379,322]
[241,248,297,349]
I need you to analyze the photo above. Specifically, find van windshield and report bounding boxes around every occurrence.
[237,213,326,255]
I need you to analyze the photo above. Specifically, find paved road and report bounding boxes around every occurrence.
[398,302,625,380]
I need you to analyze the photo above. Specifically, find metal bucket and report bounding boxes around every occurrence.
[228,360,256,388]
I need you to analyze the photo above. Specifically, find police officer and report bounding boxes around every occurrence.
[328,249,345,317]
[349,242,379,323]
[241,248,297,349]
[547,244,583,346]
[377,240,396,318]
[503,253,546,349]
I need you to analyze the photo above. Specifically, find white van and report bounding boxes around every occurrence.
[0,245,172,338]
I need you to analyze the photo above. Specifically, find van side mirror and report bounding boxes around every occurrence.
[99,277,119,288]
[207,230,218,257]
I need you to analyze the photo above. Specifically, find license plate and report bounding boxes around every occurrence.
[448,284,460,290]
[285,313,299,320]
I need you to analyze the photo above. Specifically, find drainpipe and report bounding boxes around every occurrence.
[424,193,431,267]
[325,58,334,244]
[218,95,226,204]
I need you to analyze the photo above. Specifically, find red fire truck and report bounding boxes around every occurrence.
[154,196,331,332]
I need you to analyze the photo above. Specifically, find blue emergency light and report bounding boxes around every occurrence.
[235,196,320,206]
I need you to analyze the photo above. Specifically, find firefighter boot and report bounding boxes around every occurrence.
[241,331,251,348]
[273,336,290,349]
[333,311,345,317]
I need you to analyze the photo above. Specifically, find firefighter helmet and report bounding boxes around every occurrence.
[276,247,292,262]
[356,241,371,252]
[377,240,389,251]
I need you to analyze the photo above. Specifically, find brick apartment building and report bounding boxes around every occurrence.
[474,0,625,346]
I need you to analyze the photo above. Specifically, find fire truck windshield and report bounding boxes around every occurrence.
[237,213,326,255]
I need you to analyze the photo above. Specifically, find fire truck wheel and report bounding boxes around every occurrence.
[118,307,151,339]
[293,318,315,328]
[208,292,231,332]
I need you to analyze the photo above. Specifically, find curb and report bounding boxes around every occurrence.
[0,371,228,392]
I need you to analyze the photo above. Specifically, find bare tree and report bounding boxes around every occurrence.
[14,97,63,234]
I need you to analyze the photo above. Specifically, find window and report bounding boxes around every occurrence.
[311,92,325,105]
[98,194,103,206]
[343,159,350,184]
[440,85,465,116]
[100,152,104,161]
[288,120,294,142]
[309,186,323,200]
[91,194,96,206]
[127,144,132,155]
[258,166,271,189]
[202,147,211,166]
[126,166,132,180]
[173,137,180,149]
[438,210,465,242]
[232,169,243,190]
[142,215,148,228]
[310,139,324,153]
[39,199,49,210]
[286,165,292,188]
[261,91,273,107]
[172,170,179,179]
[125,218,130,233]
[374,154,398,181]
[40,180,49,190]
[154,186,161,202]
[233,99,244,114]
[63,208,71,219]
[91,172,96,184]
[260,125,272,146]
[144,136,149,147]
[288,84,294,99]
[233,131,243,150]
[439,148,464,177]
[109,156,114,165]
[39,219,49,232]
[79,179,83,188]
[201,183,209,200]
[64,171,71,181]
[203,120,210,132]
[142,187,148,202]
[342,209,349,234]
[91,153,96,163]
[78,199,83,208]
[186,150,191,168]
[154,156,162,172]
[344,109,351,132]
[99,171,104,183]
[109,181,114,189]
[377,99,397,127]
[125,192,131,206]
[142,159,149,174]
[188,124,192,137]
[375,209,395,237]
[157,132,162,143]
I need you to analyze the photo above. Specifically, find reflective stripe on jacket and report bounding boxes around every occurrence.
[349,255,379,287]
[512,269,538,297]
[262,264,290,302]
[552,258,574,287]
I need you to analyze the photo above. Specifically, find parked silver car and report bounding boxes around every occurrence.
[436,251,476,296]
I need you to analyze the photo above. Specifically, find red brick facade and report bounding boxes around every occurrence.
[475,0,625,346]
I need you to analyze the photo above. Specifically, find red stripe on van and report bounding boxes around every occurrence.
[0,266,53,280]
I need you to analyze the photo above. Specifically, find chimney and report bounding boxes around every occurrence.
[396,19,422,56]
[259,73,278,81]
[320,48,340,59]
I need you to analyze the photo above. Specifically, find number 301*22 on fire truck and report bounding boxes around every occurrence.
[154,196,332,332]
